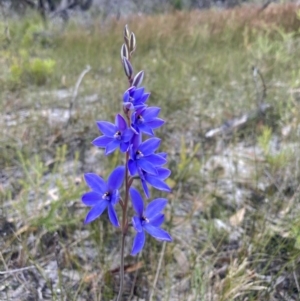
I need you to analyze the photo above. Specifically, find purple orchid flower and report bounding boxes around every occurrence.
[128,137,166,177]
[123,86,150,110]
[82,166,125,226]
[130,187,172,255]
[92,114,133,155]
[131,106,165,136]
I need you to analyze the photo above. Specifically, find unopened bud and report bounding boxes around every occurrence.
[120,44,129,60]
[122,57,133,78]
[124,24,130,48]
[129,32,136,54]
[132,70,144,87]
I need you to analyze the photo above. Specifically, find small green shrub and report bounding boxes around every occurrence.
[21,23,43,48]
[9,50,56,87]
[29,58,56,85]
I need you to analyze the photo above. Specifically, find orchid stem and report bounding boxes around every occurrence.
[117,46,134,301]
[116,233,126,301]
[117,151,130,301]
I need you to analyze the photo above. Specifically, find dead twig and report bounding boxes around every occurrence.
[66,65,91,128]
[0,265,36,275]
[149,241,167,301]
[128,252,141,301]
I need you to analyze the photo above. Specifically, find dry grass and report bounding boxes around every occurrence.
[111,3,300,38]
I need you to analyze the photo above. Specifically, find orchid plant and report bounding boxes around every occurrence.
[81,25,172,300]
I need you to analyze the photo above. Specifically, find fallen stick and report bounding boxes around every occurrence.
[205,103,271,138]
[0,265,36,275]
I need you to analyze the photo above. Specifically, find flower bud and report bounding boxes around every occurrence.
[132,70,144,87]
[129,32,136,54]
[122,57,133,78]
[124,24,130,48]
[120,43,129,60]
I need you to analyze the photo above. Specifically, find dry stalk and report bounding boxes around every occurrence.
[0,265,36,275]
[66,65,91,128]
[149,241,167,301]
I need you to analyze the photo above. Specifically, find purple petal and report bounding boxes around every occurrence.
[143,224,172,241]
[82,191,102,206]
[145,154,166,166]
[145,198,167,219]
[123,90,129,102]
[156,167,171,180]
[92,136,114,147]
[145,175,171,192]
[110,190,120,205]
[84,201,108,224]
[135,107,146,115]
[138,124,155,136]
[157,153,167,159]
[120,141,129,153]
[140,92,150,103]
[129,187,144,216]
[108,204,119,227]
[96,121,117,137]
[127,86,135,95]
[131,133,142,151]
[128,159,137,176]
[115,114,127,131]
[131,231,145,255]
[147,118,165,129]
[107,166,125,190]
[142,107,160,121]
[150,214,165,227]
[132,216,143,232]
[130,111,137,124]
[141,178,150,198]
[132,87,145,100]
[138,159,157,175]
[131,124,140,135]
[105,140,120,155]
[129,145,135,159]
[139,138,161,156]
[84,173,107,194]
[134,104,147,109]
[122,129,134,142]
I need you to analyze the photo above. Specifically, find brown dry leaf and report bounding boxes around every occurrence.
[110,261,143,274]
[229,207,246,227]
[15,225,31,236]
[125,261,143,273]
[173,246,189,275]
[83,272,98,283]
